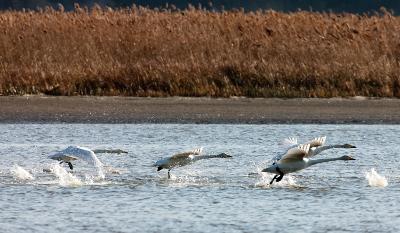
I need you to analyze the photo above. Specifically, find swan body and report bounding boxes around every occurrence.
[154,148,232,178]
[263,142,356,184]
[49,146,103,170]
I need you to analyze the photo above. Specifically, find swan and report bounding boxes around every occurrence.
[48,146,103,170]
[274,136,356,162]
[262,143,355,184]
[154,148,232,179]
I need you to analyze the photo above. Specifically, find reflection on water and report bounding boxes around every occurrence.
[0,124,399,233]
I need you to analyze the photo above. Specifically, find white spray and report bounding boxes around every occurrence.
[255,172,297,188]
[50,164,83,187]
[365,168,388,187]
[10,165,35,181]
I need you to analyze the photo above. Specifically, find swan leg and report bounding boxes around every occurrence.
[59,161,63,164]
[269,175,279,184]
[168,170,171,179]
[275,167,284,182]
[67,162,73,170]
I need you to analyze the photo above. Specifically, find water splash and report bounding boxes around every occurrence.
[103,166,124,175]
[50,164,83,187]
[250,161,298,188]
[365,168,388,187]
[255,172,297,188]
[10,165,35,181]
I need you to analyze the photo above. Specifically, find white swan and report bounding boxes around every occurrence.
[274,136,356,162]
[48,146,103,170]
[263,143,355,184]
[154,148,232,179]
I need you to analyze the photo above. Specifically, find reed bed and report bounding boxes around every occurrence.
[1,5,400,97]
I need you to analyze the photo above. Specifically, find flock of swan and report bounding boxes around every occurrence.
[48,136,357,185]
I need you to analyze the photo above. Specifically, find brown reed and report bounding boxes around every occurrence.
[0,5,400,97]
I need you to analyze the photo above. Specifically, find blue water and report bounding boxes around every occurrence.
[0,124,399,232]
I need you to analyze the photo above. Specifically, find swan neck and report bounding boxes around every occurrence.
[193,154,224,160]
[309,157,343,165]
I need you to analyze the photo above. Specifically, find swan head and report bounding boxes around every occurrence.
[343,144,356,148]
[217,153,232,158]
[341,155,355,160]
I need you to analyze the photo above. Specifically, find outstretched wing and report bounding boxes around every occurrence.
[170,147,203,159]
[272,137,298,162]
[279,144,310,163]
[304,136,326,148]
[190,147,203,155]
[280,137,298,147]
[55,146,103,168]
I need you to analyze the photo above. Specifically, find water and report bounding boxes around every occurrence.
[0,124,399,232]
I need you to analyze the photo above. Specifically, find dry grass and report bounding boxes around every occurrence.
[1,5,400,97]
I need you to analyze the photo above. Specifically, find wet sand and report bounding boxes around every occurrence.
[0,96,399,123]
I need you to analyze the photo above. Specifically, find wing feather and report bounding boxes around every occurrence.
[280,137,298,147]
[279,144,310,163]
[304,136,326,148]
[56,146,103,168]
[170,147,203,159]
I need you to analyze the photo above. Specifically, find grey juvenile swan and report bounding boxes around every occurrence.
[154,148,232,179]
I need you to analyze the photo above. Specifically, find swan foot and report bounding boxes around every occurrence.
[67,162,73,170]
[269,175,279,184]
[275,167,284,183]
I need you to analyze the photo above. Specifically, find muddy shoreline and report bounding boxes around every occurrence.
[0,96,399,124]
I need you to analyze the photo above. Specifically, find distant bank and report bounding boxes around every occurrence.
[0,96,399,124]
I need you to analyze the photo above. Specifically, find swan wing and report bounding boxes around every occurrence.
[280,137,298,147]
[190,147,203,155]
[279,144,310,163]
[170,147,203,159]
[55,146,103,167]
[304,136,326,148]
[271,138,298,162]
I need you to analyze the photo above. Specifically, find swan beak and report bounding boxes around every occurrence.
[348,156,356,160]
